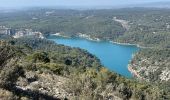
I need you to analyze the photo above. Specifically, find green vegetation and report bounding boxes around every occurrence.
[0,8,170,99]
[0,8,170,47]
[130,48,170,92]
[0,38,169,99]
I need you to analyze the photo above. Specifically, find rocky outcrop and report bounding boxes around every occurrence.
[159,69,170,81]
[16,71,70,99]
[129,49,170,82]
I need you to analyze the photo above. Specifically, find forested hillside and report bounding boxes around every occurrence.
[0,8,170,47]
[0,37,169,100]
[0,8,170,99]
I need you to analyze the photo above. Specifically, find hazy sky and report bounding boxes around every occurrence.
[0,0,170,8]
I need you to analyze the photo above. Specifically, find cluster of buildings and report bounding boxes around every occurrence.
[0,26,44,39]
[14,29,44,39]
[0,26,12,35]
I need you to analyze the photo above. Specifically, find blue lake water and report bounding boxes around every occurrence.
[47,35,139,78]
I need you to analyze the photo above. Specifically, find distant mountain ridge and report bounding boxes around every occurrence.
[1,2,170,10]
[128,1,170,8]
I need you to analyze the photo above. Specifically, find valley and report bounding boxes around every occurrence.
[0,8,170,99]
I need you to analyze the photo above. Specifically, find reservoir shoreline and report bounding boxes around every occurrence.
[51,33,151,49]
[48,34,139,78]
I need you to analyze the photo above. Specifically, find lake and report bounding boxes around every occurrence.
[47,35,139,78]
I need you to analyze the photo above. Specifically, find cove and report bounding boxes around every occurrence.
[47,35,139,78]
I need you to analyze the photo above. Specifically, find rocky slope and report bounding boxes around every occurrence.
[0,38,169,100]
[129,49,170,82]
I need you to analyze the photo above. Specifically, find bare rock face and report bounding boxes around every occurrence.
[16,71,70,99]
[159,69,170,81]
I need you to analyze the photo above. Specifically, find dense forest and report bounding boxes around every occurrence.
[0,8,170,47]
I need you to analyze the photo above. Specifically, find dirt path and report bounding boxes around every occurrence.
[113,17,130,30]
